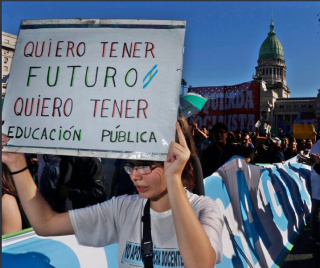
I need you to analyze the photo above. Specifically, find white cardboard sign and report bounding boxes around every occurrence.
[2,19,186,160]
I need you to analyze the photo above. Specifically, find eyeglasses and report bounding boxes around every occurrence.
[124,163,162,175]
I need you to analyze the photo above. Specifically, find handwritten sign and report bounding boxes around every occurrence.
[2,19,186,160]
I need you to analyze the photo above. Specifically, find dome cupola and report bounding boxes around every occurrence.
[259,19,284,60]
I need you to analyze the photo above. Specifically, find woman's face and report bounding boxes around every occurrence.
[130,165,167,200]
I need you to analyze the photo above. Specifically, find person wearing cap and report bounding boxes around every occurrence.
[258,136,285,164]
[200,122,241,177]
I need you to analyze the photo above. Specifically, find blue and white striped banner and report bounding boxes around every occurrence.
[205,156,311,267]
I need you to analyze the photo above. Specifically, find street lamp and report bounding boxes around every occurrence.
[181,79,187,95]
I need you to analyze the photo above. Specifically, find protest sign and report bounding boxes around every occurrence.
[2,19,186,160]
[188,81,261,132]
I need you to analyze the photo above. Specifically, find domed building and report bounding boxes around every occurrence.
[256,18,289,95]
[188,18,319,135]
[254,19,318,133]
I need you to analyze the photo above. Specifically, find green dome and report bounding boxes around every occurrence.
[259,20,284,60]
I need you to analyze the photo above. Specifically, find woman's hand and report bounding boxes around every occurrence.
[2,134,27,171]
[164,122,190,183]
[2,133,9,148]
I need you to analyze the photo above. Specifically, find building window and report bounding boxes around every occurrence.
[3,66,8,71]
[4,57,8,63]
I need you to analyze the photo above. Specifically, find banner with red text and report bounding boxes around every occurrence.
[188,82,260,132]
[2,19,186,160]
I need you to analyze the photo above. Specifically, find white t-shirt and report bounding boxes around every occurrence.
[69,190,223,267]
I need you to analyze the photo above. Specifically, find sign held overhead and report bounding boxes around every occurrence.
[2,19,186,161]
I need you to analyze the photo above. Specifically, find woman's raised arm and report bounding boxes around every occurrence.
[164,122,216,267]
[2,134,74,236]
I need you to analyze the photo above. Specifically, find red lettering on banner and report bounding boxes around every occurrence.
[189,82,260,132]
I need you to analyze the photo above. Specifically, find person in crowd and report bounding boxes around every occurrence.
[247,132,255,149]
[234,129,243,146]
[239,132,255,163]
[191,122,209,157]
[258,137,285,164]
[278,128,284,140]
[253,139,267,163]
[298,139,307,154]
[284,140,298,160]
[249,132,257,148]
[53,155,107,212]
[200,122,241,177]
[201,126,209,137]
[281,136,289,152]
[200,126,211,154]
[2,163,31,235]
[226,130,238,145]
[298,150,320,246]
[37,154,61,196]
[304,139,314,155]
[1,115,223,267]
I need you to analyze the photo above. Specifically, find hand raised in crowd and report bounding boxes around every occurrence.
[310,153,320,165]
[165,122,190,184]
[297,153,320,166]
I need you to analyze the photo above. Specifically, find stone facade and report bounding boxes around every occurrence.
[2,31,17,97]
[254,20,319,133]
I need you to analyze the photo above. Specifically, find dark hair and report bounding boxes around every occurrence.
[211,122,228,132]
[176,115,196,191]
[241,132,250,138]
[2,163,18,196]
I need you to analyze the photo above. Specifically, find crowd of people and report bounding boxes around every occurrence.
[191,121,317,176]
[192,120,320,251]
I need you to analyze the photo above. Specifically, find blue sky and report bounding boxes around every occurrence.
[2,1,320,97]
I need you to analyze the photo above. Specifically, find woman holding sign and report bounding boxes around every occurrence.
[2,116,223,267]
